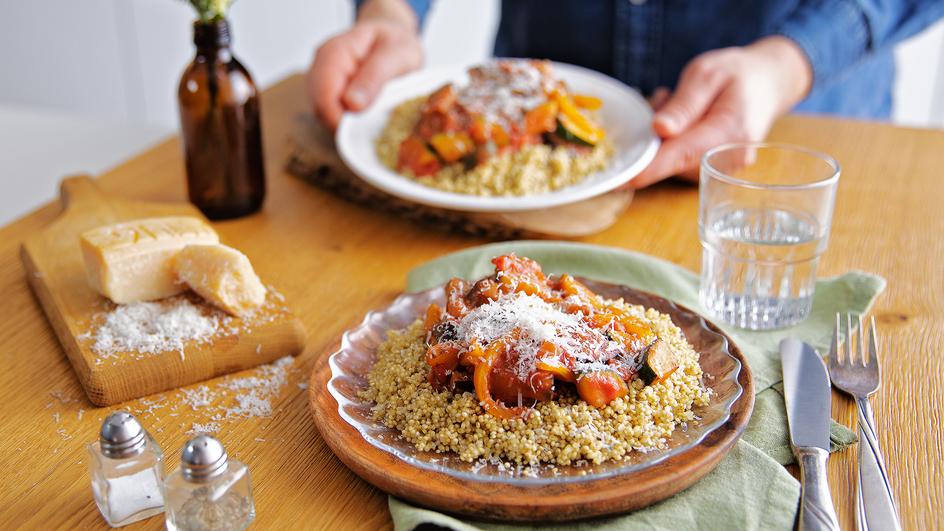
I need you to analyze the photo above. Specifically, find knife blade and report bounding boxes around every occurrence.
[782,338,832,450]
[780,338,841,531]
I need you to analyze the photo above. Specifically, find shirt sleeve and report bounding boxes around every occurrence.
[353,0,433,29]
[776,0,944,87]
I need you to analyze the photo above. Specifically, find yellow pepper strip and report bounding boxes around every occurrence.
[535,360,576,382]
[555,94,606,144]
[573,94,603,110]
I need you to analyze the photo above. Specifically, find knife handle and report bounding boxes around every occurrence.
[796,446,841,531]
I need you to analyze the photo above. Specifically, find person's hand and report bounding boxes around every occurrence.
[632,36,812,188]
[307,0,423,130]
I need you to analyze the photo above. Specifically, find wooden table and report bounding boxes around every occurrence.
[1,74,941,530]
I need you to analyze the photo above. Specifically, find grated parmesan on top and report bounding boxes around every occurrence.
[455,293,619,380]
[457,60,554,127]
[88,296,220,359]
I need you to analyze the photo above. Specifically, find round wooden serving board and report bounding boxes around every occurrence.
[308,280,754,522]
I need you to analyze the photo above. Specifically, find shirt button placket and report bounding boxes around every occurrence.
[621,0,661,95]
[612,1,631,83]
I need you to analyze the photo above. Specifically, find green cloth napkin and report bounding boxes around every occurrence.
[393,241,885,531]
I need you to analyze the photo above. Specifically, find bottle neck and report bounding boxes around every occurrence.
[193,18,232,57]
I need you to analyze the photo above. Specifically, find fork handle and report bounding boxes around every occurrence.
[796,446,841,531]
[855,397,902,531]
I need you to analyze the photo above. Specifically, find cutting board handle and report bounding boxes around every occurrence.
[59,175,107,213]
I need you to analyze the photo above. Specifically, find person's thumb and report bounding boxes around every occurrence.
[653,55,730,138]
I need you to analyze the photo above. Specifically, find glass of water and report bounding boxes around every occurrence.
[698,143,839,330]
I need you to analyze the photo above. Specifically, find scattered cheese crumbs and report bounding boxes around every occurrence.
[49,390,77,405]
[181,385,214,410]
[126,355,297,434]
[297,383,308,390]
[221,356,293,418]
[138,396,168,415]
[268,286,285,302]
[188,422,221,435]
[77,409,85,421]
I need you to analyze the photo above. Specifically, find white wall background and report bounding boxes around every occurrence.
[0,0,940,225]
[0,0,501,128]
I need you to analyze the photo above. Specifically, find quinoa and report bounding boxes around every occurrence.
[375,96,614,197]
[360,300,711,467]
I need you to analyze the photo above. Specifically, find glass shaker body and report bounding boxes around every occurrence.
[87,435,165,527]
[164,459,254,531]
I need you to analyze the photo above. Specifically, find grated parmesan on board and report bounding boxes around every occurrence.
[81,287,291,364]
[455,293,619,380]
[87,296,221,359]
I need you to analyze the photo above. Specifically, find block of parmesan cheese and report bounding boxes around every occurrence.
[173,244,267,317]
[80,216,219,304]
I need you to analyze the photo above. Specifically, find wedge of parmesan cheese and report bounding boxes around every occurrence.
[173,244,266,317]
[80,216,219,304]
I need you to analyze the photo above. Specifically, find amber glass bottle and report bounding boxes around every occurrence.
[178,19,265,219]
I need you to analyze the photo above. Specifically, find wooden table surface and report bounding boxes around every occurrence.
[1,74,941,530]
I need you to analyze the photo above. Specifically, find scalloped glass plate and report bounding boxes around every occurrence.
[326,279,745,485]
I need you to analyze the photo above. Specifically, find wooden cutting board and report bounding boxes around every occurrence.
[20,175,306,406]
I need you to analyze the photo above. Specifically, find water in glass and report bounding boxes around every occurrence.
[699,206,826,329]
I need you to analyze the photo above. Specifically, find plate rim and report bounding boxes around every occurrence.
[308,279,755,521]
[335,61,661,213]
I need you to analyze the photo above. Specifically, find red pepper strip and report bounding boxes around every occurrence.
[425,342,459,369]
[472,341,526,420]
[423,303,442,332]
[444,278,469,318]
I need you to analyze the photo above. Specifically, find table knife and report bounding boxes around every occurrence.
[781,338,841,531]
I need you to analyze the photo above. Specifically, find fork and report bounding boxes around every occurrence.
[828,313,901,531]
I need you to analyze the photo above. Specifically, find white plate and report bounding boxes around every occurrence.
[336,61,660,213]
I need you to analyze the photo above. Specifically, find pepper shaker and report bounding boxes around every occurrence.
[164,435,255,531]
[87,411,165,527]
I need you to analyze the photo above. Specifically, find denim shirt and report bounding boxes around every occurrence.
[390,0,944,120]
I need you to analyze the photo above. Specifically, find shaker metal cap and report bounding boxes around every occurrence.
[181,435,228,482]
[99,411,147,459]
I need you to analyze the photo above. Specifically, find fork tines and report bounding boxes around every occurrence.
[830,313,878,367]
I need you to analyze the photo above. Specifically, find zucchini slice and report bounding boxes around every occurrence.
[638,339,679,385]
[554,95,605,146]
[555,119,596,147]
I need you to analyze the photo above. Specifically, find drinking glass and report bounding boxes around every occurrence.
[698,143,839,330]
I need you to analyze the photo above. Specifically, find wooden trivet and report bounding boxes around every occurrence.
[284,114,633,238]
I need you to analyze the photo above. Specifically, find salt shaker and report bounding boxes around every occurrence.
[164,435,255,531]
[87,411,165,527]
